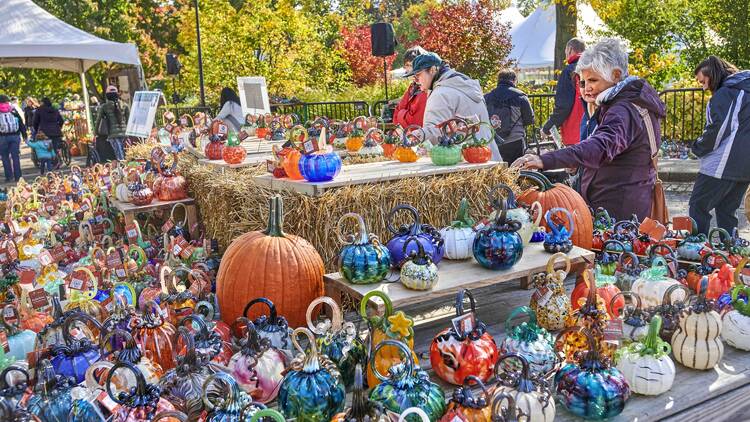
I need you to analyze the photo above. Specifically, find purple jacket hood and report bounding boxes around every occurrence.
[598,76,666,119]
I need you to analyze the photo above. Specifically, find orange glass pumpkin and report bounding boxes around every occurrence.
[216,195,324,327]
[382,143,397,158]
[19,289,53,333]
[222,132,247,164]
[204,141,224,160]
[563,270,615,361]
[393,146,418,163]
[153,153,188,201]
[133,301,178,371]
[571,266,624,318]
[687,251,730,294]
[439,376,492,422]
[462,145,492,163]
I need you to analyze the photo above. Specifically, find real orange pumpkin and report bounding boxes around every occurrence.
[216,195,324,328]
[517,170,593,250]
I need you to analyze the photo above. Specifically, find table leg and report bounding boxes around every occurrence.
[185,204,199,239]
[520,273,533,290]
[325,280,343,307]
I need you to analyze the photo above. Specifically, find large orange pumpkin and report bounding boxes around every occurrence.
[517,170,593,250]
[216,195,324,327]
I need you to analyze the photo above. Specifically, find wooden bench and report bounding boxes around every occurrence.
[111,197,198,239]
[325,243,594,313]
[253,157,504,197]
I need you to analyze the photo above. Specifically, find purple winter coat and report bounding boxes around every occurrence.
[540,77,666,221]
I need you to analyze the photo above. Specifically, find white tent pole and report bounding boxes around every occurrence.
[80,66,93,137]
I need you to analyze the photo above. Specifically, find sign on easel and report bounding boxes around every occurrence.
[237,77,270,116]
[126,91,164,138]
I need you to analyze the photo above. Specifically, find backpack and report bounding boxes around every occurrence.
[0,111,19,134]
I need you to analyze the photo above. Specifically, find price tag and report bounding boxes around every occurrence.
[0,247,7,265]
[302,139,318,154]
[162,219,175,233]
[115,266,127,279]
[3,307,17,326]
[151,148,166,164]
[106,252,122,268]
[38,250,53,266]
[80,202,90,212]
[0,331,9,353]
[218,124,228,135]
[238,130,249,141]
[19,269,35,285]
[180,244,195,260]
[125,224,139,243]
[172,236,188,257]
[69,270,88,291]
[532,286,553,307]
[95,213,105,224]
[51,245,66,262]
[97,390,120,413]
[91,224,105,236]
[603,319,624,341]
[29,288,49,309]
[451,313,476,337]
[101,294,115,311]
[165,123,174,133]
[21,190,30,200]
[266,160,276,174]
[472,218,490,232]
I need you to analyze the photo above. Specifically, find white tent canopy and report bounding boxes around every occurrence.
[0,0,141,72]
[509,3,607,70]
[496,6,526,31]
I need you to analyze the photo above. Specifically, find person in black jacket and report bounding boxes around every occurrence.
[0,94,27,182]
[542,38,586,146]
[23,97,39,137]
[484,69,534,164]
[33,97,65,168]
[689,56,750,234]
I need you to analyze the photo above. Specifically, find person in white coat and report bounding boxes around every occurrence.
[403,52,501,162]
[214,87,244,133]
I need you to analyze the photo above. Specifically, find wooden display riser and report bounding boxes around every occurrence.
[111,197,198,238]
[254,157,505,197]
[325,244,594,314]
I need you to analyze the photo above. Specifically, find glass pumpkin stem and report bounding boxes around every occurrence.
[518,170,555,191]
[495,353,535,393]
[455,289,477,317]
[106,361,152,407]
[337,213,370,245]
[450,198,475,229]
[610,291,643,318]
[546,252,571,276]
[306,296,343,335]
[243,297,280,324]
[63,312,103,347]
[201,372,245,413]
[640,315,670,356]
[386,204,421,236]
[292,327,321,372]
[488,184,517,211]
[490,391,523,422]
[709,227,732,250]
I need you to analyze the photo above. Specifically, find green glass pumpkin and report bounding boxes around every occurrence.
[369,340,446,421]
[337,213,391,284]
[430,118,466,166]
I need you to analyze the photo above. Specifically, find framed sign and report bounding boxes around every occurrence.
[236,76,270,116]
[126,91,164,138]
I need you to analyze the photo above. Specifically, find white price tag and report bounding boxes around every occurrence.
[172,244,183,256]
[115,268,126,278]
[38,250,53,266]
[70,277,85,290]
[535,287,553,307]
[3,307,14,318]
[127,228,138,239]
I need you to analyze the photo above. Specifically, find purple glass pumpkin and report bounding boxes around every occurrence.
[50,313,102,384]
[385,204,444,268]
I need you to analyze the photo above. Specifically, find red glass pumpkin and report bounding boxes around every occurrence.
[129,183,154,206]
[153,154,188,202]
[222,145,247,164]
[382,143,397,158]
[571,268,623,318]
[133,301,178,371]
[204,140,224,160]
[462,146,492,164]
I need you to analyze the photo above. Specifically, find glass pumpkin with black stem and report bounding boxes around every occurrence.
[227,318,287,403]
[431,117,467,166]
[385,203,444,267]
[393,125,423,163]
[440,375,492,421]
[473,200,524,270]
[399,236,439,291]
[462,122,494,164]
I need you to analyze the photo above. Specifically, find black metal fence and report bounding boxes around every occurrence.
[659,88,708,143]
[270,101,370,122]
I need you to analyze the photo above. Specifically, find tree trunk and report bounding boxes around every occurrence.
[554,0,577,73]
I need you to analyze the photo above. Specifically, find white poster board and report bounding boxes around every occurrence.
[237,76,270,116]
[126,91,163,138]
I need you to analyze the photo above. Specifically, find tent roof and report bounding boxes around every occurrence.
[496,7,526,30]
[0,0,141,73]
[509,3,607,69]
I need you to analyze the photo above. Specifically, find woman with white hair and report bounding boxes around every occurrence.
[513,38,666,221]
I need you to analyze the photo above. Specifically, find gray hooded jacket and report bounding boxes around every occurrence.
[423,68,501,161]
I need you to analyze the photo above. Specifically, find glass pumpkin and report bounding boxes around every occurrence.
[98,329,164,385]
[153,154,188,202]
[562,270,616,361]
[369,339,446,421]
[359,128,385,157]
[722,271,750,351]
[611,291,649,341]
[133,301,178,371]
[50,313,102,384]
[177,314,233,365]
[204,139,225,160]
[430,289,498,385]
[360,291,419,388]
[492,353,556,422]
[615,315,675,396]
[529,253,572,331]
[240,297,293,353]
[277,328,346,421]
[331,364,388,422]
[202,371,259,422]
[498,307,555,375]
[222,137,247,165]
[461,124,494,164]
[385,204,444,267]
[399,237,439,291]
[0,305,36,360]
[27,359,75,422]
[393,124,423,163]
[280,147,304,180]
[632,257,685,309]
[671,279,723,370]
[439,197,477,260]
[337,212,391,284]
[64,266,109,323]
[106,362,179,422]
[439,376,492,421]
[473,207,524,270]
[18,289,53,333]
[430,117,466,166]
[299,150,342,182]
[228,319,287,403]
[306,296,367,388]
[543,207,574,253]
[554,327,630,420]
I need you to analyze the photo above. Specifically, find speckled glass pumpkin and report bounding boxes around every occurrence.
[430,289,498,385]
[369,340,446,421]
[278,328,346,421]
[337,213,391,284]
[400,237,439,290]
[529,253,572,331]
[240,297,293,353]
[611,291,649,341]
[554,328,630,420]
[492,354,556,422]
[202,372,258,422]
[306,297,367,388]
[498,307,555,375]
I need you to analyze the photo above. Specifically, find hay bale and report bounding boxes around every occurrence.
[179,155,519,271]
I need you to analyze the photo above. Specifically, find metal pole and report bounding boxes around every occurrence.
[79,68,93,137]
[194,0,206,107]
[383,58,389,100]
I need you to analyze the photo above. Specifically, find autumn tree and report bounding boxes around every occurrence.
[339,26,397,87]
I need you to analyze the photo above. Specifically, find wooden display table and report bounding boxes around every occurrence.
[111,197,198,238]
[254,158,504,197]
[325,243,593,313]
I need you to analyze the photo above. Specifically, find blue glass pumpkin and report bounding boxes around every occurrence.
[337,212,391,284]
[386,204,444,267]
[27,359,75,422]
[299,151,342,182]
[610,220,637,253]
[554,327,630,420]
[473,209,523,270]
[543,208,575,253]
[0,305,36,360]
[278,328,346,421]
[203,372,263,422]
[242,298,292,353]
[50,313,102,384]
[369,340,446,421]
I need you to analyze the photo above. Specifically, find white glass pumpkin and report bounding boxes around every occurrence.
[721,260,750,350]
[632,257,685,309]
[611,291,649,341]
[616,316,675,395]
[671,280,723,370]
[358,128,385,157]
[400,237,439,291]
[439,198,476,260]
[492,354,555,422]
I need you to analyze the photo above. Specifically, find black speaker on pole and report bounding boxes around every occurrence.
[166,53,182,76]
[370,23,396,57]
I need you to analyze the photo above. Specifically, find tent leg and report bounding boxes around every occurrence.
[80,71,93,137]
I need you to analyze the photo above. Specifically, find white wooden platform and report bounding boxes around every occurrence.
[325,243,593,314]
[111,197,198,238]
[253,157,505,197]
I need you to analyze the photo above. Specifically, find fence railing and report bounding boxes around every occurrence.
[270,101,370,122]
[659,88,707,143]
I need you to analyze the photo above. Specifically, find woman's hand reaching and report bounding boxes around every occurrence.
[511,154,544,170]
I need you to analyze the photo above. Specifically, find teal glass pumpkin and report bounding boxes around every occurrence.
[369,340,446,421]
[306,297,367,388]
[473,207,524,270]
[498,306,555,375]
[554,327,630,420]
[202,372,262,422]
[299,151,342,182]
[337,213,391,284]
[27,359,75,422]
[278,328,346,421]
[543,208,575,253]
[50,313,102,385]
[1,305,36,360]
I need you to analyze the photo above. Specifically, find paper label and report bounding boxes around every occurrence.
[97,390,120,413]
[472,218,490,232]
[603,319,624,341]
[3,306,14,319]
[125,224,139,243]
[19,269,35,285]
[69,270,88,291]
[266,160,276,174]
[172,236,188,257]
[38,250,53,266]
[180,117,188,126]
[115,266,127,279]
[180,244,195,260]
[7,242,17,261]
[532,286,553,307]
[29,288,49,309]
[80,203,90,212]
[101,294,115,311]
[51,245,66,262]
[451,313,476,337]
[303,139,318,154]
[106,252,123,267]
[162,219,175,233]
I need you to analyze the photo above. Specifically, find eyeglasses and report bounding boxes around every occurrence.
[578,80,586,88]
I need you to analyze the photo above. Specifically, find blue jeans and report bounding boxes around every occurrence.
[109,137,126,160]
[689,173,750,235]
[0,134,22,181]
[38,159,51,175]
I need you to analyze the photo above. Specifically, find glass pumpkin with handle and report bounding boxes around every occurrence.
[228,319,287,404]
[345,116,368,152]
[462,122,494,164]
[0,304,36,361]
[359,127,385,157]
[721,261,750,351]
[473,202,524,270]
[133,300,178,371]
[239,297,293,355]
[399,237,439,291]
[337,212,391,284]
[26,359,77,422]
[280,125,305,180]
[331,364,389,422]
[488,183,542,247]
[393,125,423,163]
[385,204,445,268]
[671,278,724,370]
[491,353,555,422]
[49,312,102,385]
[430,117,467,166]
[498,307,556,376]
[438,198,477,260]
[202,371,264,422]
[105,361,180,422]
[615,315,675,396]
[439,375,492,421]
[298,126,343,182]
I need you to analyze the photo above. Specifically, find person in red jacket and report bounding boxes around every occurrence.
[393,46,428,127]
[543,38,586,145]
